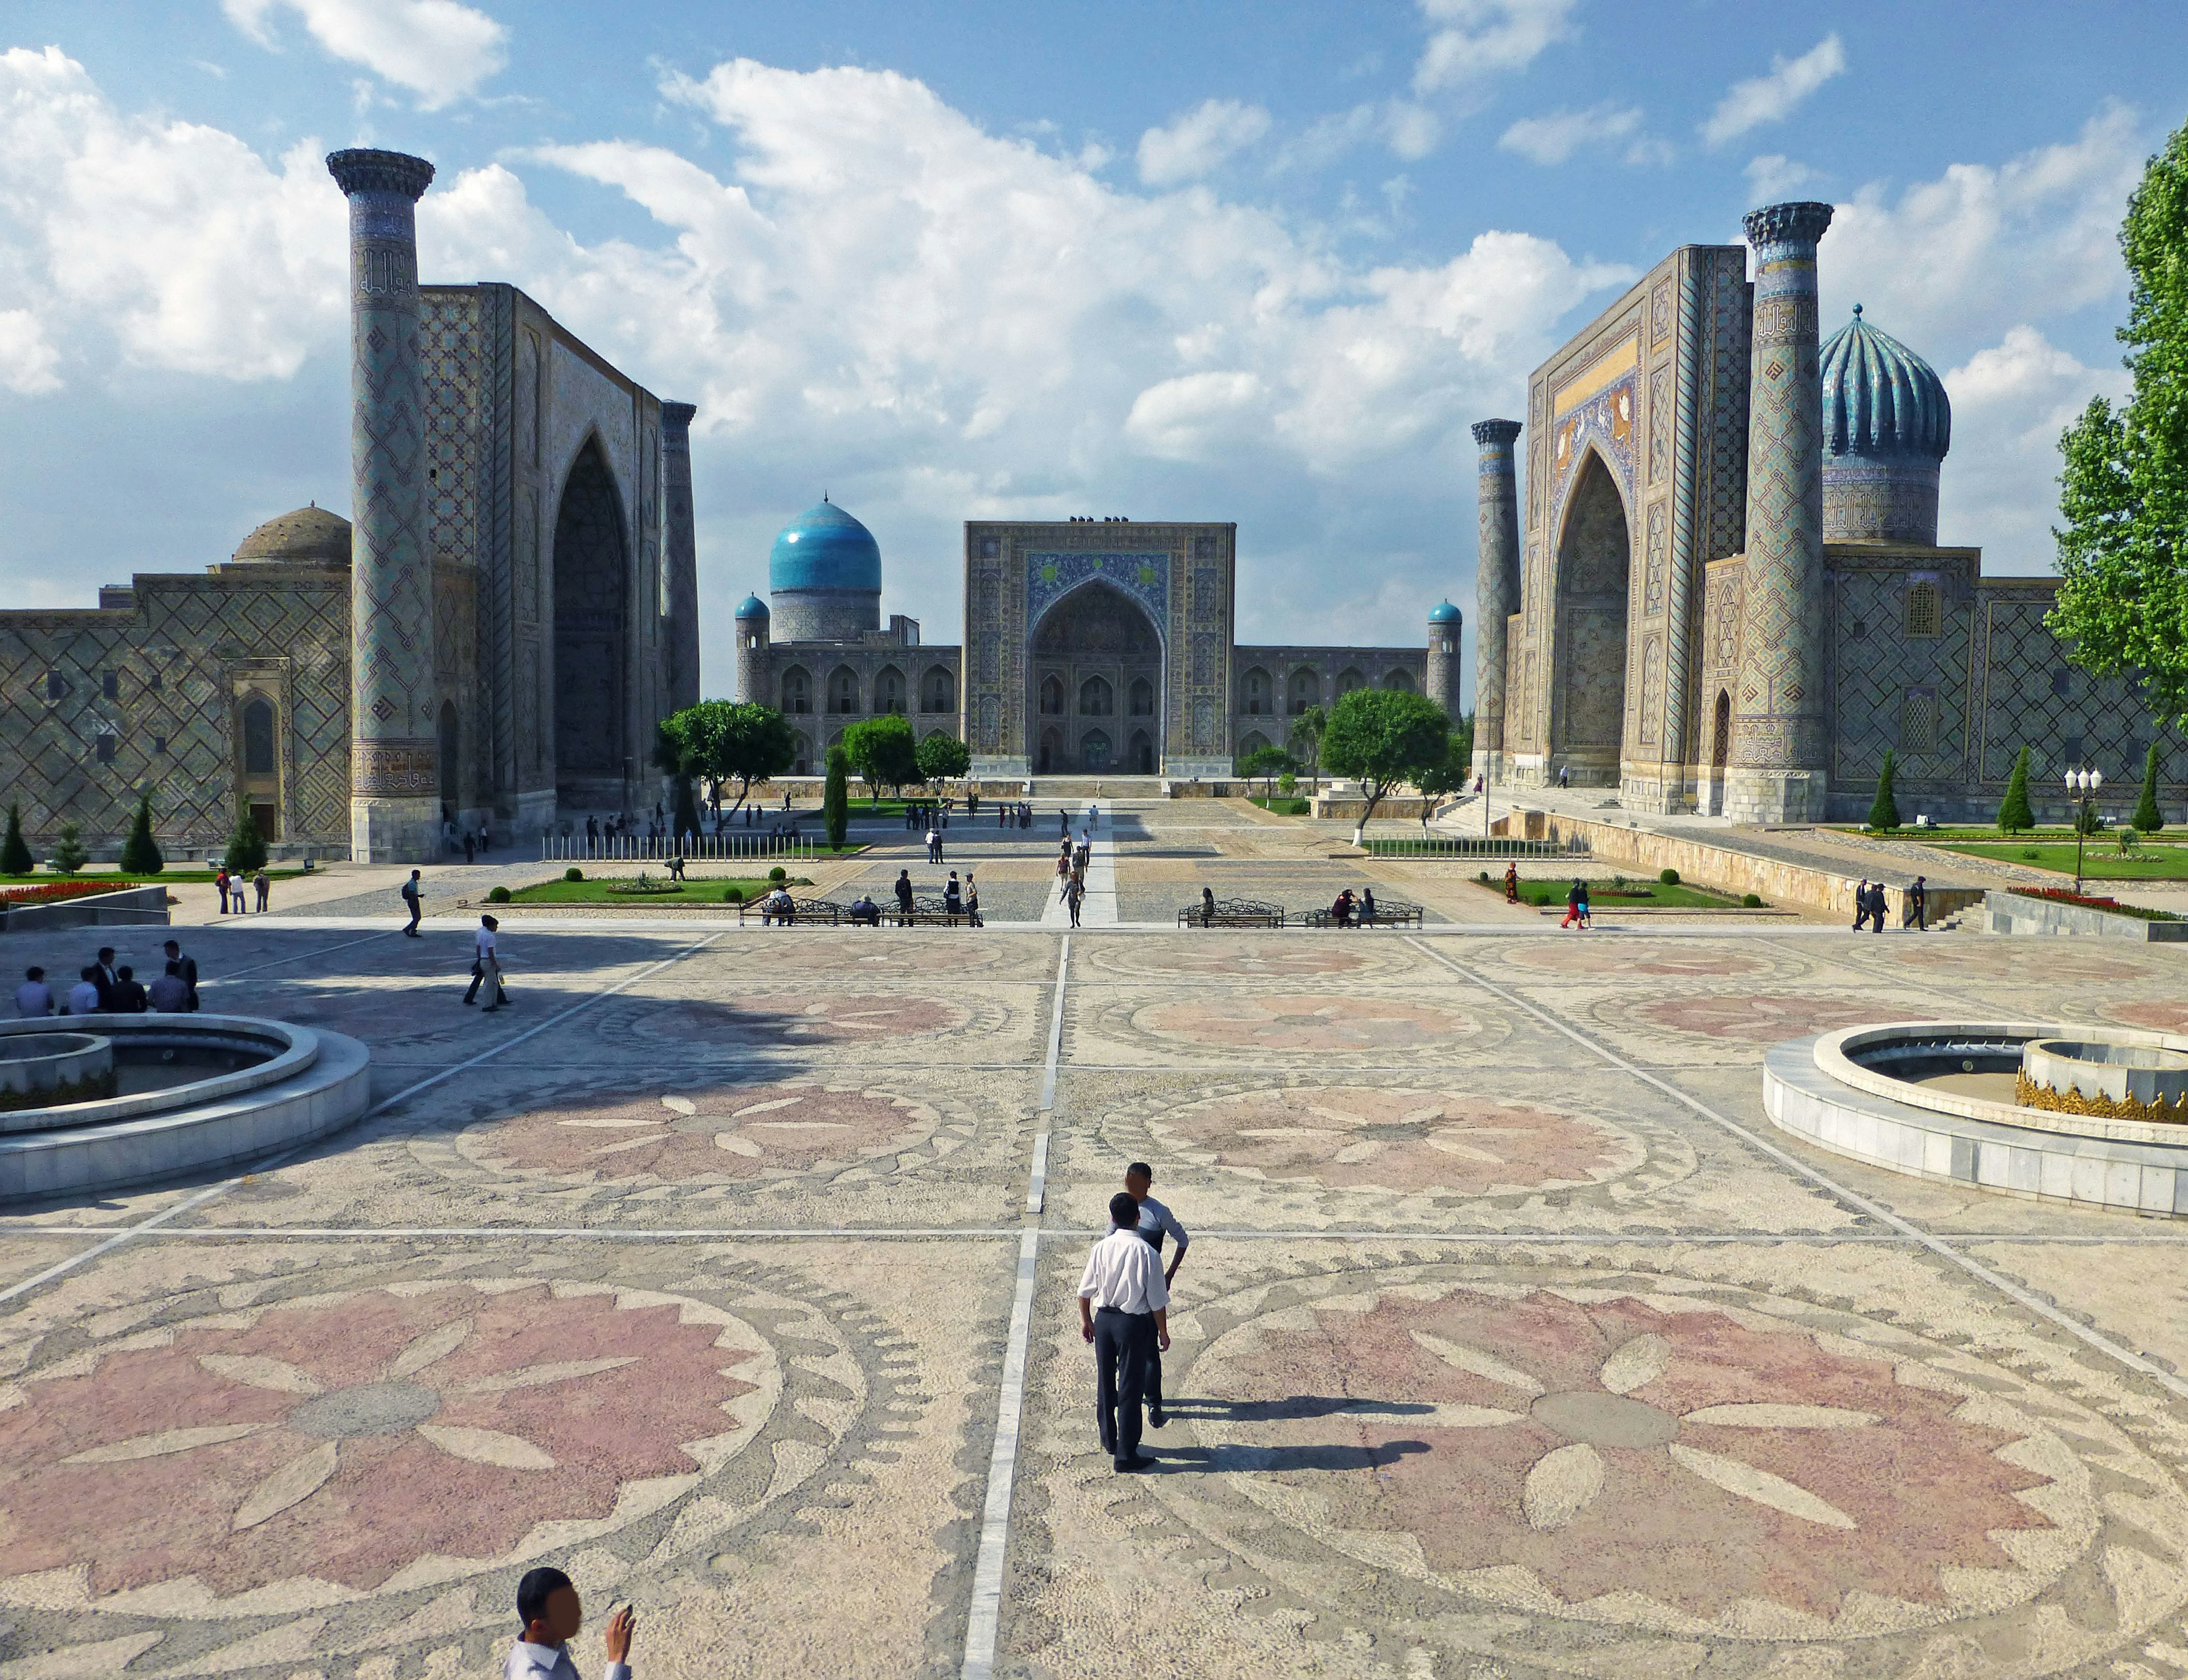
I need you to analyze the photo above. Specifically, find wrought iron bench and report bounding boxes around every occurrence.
[737,895,846,926]
[1296,900,1424,929]
[889,894,971,927]
[1178,898,1287,928]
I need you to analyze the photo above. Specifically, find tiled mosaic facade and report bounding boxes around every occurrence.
[1478,210,2183,822]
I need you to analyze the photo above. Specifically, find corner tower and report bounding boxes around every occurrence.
[1470,418,1521,784]
[1726,200,1834,825]
[328,147,438,862]
[1425,600,1463,723]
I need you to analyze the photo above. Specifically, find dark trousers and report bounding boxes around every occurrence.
[1093,1307,1156,1461]
[403,899,421,935]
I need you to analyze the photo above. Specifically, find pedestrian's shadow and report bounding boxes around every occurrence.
[1135,1394,1437,1476]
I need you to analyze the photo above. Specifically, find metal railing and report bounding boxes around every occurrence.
[538,831,817,863]
[1366,834,1591,858]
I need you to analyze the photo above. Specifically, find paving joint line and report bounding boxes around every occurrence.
[0,931,725,1308]
[1405,935,2188,1404]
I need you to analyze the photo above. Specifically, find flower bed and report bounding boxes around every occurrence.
[1,881,128,906]
[2024,887,2181,922]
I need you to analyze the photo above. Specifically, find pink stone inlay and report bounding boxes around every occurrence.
[1638,993,1880,1042]
[1140,993,1473,1051]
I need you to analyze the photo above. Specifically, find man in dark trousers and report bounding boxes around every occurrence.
[1078,1191,1170,1472]
[401,869,423,937]
[894,868,916,920]
[1114,1162,1189,1429]
[161,939,199,1010]
[1906,875,1928,931]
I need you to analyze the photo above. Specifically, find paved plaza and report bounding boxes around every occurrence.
[6,803,2188,1679]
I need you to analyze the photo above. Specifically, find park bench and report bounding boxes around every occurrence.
[889,894,971,927]
[1296,900,1424,929]
[1178,898,1287,928]
[737,895,846,926]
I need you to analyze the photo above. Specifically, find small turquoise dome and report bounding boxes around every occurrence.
[769,500,881,594]
[1821,305,1950,461]
[735,593,770,621]
[1427,599,1460,624]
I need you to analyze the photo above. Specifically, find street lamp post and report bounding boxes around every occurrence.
[2065,767,2104,896]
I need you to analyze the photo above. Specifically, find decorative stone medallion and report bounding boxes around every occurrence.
[1085,943,1383,982]
[1501,941,1781,980]
[614,992,977,1047]
[1132,993,1487,1055]
[1631,992,1885,1043]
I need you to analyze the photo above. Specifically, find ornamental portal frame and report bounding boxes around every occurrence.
[964,521,1236,778]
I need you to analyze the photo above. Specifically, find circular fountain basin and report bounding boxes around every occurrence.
[1762,1021,2188,1219]
[0,1031,115,1106]
[0,1015,370,1201]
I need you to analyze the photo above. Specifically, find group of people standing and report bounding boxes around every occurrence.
[14,940,199,1017]
[214,867,270,914]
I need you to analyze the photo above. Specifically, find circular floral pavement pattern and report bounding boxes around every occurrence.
[1149,1087,1641,1197]
[1635,993,1883,1043]
[0,1280,779,1601]
[1503,942,1774,979]
[460,1081,941,1183]
[2100,1000,2188,1034]
[621,992,969,1046]
[1887,943,2151,985]
[1162,1267,2188,1659]
[1089,943,1374,981]
[1136,993,1479,1053]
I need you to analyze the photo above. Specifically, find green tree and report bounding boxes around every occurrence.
[51,821,90,876]
[1867,749,1903,831]
[2133,739,2166,832]
[843,714,921,802]
[1321,689,1451,846]
[119,792,164,874]
[1288,704,1329,793]
[1235,745,1296,797]
[221,806,267,874]
[656,699,797,823]
[822,745,850,846]
[0,802,31,875]
[916,731,971,790]
[2050,115,2188,725]
[1997,745,2036,833]
[1414,731,1472,833]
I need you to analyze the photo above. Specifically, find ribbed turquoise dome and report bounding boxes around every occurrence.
[734,592,770,621]
[1820,306,1950,461]
[768,500,881,594]
[1428,599,1460,624]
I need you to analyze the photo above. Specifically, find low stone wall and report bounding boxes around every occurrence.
[0,884,172,934]
[1985,888,2188,942]
[1311,795,1439,820]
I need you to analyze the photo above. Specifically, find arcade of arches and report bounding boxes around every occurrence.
[1031,584,1160,775]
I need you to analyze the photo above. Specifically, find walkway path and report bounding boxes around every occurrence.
[1038,805,1117,927]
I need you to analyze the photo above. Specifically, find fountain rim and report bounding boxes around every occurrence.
[0,1014,319,1135]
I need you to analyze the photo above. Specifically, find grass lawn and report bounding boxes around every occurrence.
[1927,839,2188,879]
[507,875,814,906]
[1470,874,1761,910]
[1248,796,1313,815]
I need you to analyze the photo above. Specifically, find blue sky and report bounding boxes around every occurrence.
[3,2,2183,701]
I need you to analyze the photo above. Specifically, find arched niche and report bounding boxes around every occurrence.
[1549,448,1632,778]
[1028,581,1162,773]
[552,436,629,808]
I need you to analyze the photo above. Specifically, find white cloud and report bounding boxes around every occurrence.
[1136,99,1271,186]
[0,308,61,393]
[1938,327,2127,574]
[1702,35,1846,146]
[1280,100,1442,172]
[223,0,508,108]
[1413,0,1577,94]
[1744,153,1818,201]
[1498,102,1650,166]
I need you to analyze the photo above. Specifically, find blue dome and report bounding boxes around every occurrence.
[1820,306,1950,462]
[734,592,770,621]
[1428,599,1460,624]
[768,500,881,594]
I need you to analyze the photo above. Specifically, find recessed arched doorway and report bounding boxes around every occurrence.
[1028,582,1162,773]
[552,438,628,812]
[1549,451,1631,785]
[437,700,459,820]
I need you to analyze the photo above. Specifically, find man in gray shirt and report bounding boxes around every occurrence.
[1111,1161,1189,1429]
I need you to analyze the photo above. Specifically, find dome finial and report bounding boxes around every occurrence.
[1852,303,1862,316]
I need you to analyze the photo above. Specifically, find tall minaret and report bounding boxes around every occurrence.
[1470,418,1522,785]
[328,148,438,862]
[662,401,701,712]
[1727,200,1834,825]
[1424,600,1463,722]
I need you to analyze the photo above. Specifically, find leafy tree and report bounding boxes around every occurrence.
[0,802,31,875]
[2051,115,2188,725]
[1236,745,1295,797]
[2133,739,2166,832]
[1288,705,1329,793]
[1997,745,2036,833]
[657,699,797,821]
[1414,732,1472,832]
[822,745,850,846]
[221,807,267,875]
[1866,749,1902,831]
[1321,689,1451,846]
[843,714,921,802]
[916,731,971,790]
[119,792,164,874]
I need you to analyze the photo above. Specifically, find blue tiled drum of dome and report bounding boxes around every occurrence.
[1820,305,1952,545]
[768,500,882,641]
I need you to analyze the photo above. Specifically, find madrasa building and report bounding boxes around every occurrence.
[733,509,1462,779]
[0,148,696,862]
[1471,199,2183,822]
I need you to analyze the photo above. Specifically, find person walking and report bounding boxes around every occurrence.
[1577,879,1593,929]
[965,873,982,928]
[464,914,508,1011]
[1115,1163,1189,1429]
[162,939,199,1010]
[1867,879,1887,933]
[1561,878,1584,930]
[401,869,424,937]
[1907,875,1928,932]
[1077,1192,1171,1473]
[254,868,271,912]
[926,825,942,865]
[1066,874,1083,928]
[14,967,54,1018]
[1059,809,1069,839]
[1504,862,1520,904]
[1851,879,1871,932]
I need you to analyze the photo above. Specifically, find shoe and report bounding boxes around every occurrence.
[1146,1409,1166,1429]
[1113,1453,1153,1473]
[464,998,476,1006]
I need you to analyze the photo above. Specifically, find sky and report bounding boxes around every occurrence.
[2,1,2184,706]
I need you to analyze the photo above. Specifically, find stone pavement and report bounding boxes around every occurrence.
[5,806,2188,1678]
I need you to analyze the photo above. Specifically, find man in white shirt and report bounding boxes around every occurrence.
[506,1565,632,1680]
[1078,1192,1171,1472]
[464,914,507,1011]
[14,967,54,1018]
[1112,1162,1190,1430]
[64,967,103,1016]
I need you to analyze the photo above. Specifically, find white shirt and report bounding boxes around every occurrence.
[66,980,101,1015]
[476,927,497,960]
[505,1638,628,1680]
[14,981,53,1018]
[1078,1228,1170,1315]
